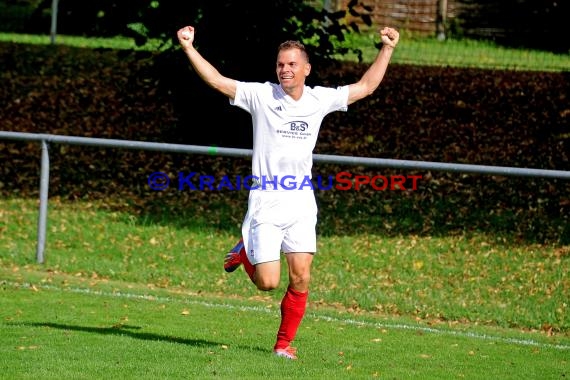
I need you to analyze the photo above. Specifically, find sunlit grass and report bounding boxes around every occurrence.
[0,32,170,51]
[1,30,568,72]
[337,30,570,72]
[1,272,568,379]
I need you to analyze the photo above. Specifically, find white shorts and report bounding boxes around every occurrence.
[241,189,317,265]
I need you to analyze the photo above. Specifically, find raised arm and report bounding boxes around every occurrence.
[177,26,237,100]
[347,27,399,105]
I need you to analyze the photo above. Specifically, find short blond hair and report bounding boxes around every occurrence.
[277,40,309,63]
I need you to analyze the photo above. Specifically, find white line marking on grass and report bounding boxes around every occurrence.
[312,315,570,351]
[6,281,570,351]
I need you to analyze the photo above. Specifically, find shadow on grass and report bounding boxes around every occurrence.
[20,322,268,353]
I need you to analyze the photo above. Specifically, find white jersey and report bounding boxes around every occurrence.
[230,81,349,190]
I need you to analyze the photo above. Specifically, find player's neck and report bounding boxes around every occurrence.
[281,85,304,101]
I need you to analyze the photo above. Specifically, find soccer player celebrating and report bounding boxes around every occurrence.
[177,24,399,360]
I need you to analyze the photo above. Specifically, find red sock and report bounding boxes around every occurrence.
[238,240,256,283]
[274,286,308,350]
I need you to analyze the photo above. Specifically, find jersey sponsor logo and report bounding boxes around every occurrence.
[288,121,308,132]
[275,121,311,140]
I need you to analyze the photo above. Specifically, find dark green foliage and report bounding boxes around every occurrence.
[24,0,370,68]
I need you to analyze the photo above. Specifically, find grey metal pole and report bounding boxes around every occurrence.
[37,140,50,263]
[50,0,59,44]
[436,0,448,41]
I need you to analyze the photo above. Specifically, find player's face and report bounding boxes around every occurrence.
[276,48,311,92]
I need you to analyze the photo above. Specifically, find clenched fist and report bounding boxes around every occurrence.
[380,27,399,48]
[177,26,195,49]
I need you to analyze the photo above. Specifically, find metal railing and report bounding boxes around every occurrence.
[1,131,569,263]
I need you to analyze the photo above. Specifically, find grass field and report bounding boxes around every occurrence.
[1,197,568,379]
[1,271,568,380]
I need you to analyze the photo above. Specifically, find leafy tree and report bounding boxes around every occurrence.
[30,0,372,76]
